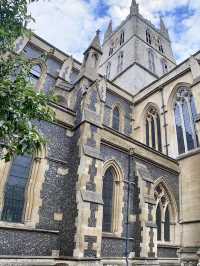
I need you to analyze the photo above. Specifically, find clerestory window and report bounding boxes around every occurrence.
[174,86,199,155]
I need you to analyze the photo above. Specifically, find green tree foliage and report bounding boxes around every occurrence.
[0,0,55,161]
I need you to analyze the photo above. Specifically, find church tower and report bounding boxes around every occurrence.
[99,0,176,95]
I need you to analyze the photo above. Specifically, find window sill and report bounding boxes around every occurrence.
[0,221,59,234]
[102,232,122,239]
[177,147,200,160]
[157,242,179,248]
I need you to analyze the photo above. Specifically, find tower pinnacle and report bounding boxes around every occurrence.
[104,20,112,42]
[160,16,169,38]
[130,0,139,15]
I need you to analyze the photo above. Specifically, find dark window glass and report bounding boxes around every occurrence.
[112,107,120,131]
[109,47,113,56]
[157,115,162,152]
[156,205,162,241]
[146,119,149,146]
[29,64,42,86]
[151,117,156,149]
[102,168,114,232]
[146,30,151,44]
[164,206,170,241]
[182,99,195,151]
[190,96,199,146]
[2,155,32,223]
[120,31,125,45]
[174,103,185,154]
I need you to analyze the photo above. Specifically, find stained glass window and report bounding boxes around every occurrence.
[1,155,33,223]
[112,107,120,131]
[102,168,114,232]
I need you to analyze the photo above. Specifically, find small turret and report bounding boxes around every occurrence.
[130,0,139,15]
[103,20,112,42]
[160,17,169,39]
[79,30,102,81]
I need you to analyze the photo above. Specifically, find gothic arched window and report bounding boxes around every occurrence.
[117,51,124,73]
[174,87,199,155]
[164,206,170,241]
[106,62,111,79]
[148,49,155,73]
[156,204,162,241]
[1,154,33,223]
[146,107,162,152]
[109,47,113,56]
[154,183,176,243]
[158,38,164,53]
[29,64,42,86]
[120,31,125,45]
[102,167,114,232]
[112,106,120,131]
[146,29,151,44]
[161,59,168,74]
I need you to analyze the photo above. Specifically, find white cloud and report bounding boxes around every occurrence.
[28,0,109,60]
[28,0,200,63]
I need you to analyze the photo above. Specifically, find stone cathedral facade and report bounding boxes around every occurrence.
[0,1,200,265]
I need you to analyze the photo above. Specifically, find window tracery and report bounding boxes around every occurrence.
[154,183,174,242]
[174,86,199,154]
[146,29,151,44]
[145,107,162,152]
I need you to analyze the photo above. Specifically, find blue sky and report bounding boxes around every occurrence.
[28,0,200,63]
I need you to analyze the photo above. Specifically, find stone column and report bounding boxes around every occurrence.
[134,162,159,266]
[189,56,200,140]
[72,78,106,262]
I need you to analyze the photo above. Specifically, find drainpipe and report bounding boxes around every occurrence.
[125,148,135,266]
[161,87,169,156]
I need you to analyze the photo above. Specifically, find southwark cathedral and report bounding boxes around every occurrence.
[0,1,200,265]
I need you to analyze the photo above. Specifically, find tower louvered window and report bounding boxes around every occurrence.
[148,49,155,74]
[120,31,125,45]
[174,87,199,155]
[1,155,33,223]
[146,107,162,152]
[146,29,151,44]
[117,51,124,73]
